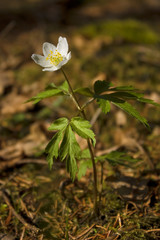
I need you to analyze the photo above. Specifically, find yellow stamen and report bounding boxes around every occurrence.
[46,49,63,66]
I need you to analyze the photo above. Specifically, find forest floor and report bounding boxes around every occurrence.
[0,0,160,239]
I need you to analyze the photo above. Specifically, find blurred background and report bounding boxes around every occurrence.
[1,0,160,112]
[0,0,160,238]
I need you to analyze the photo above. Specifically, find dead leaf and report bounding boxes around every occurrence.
[106,175,150,205]
[0,122,47,171]
[0,88,33,116]
[115,110,127,127]
[0,71,14,96]
[22,122,47,156]
[0,144,22,160]
[0,234,15,240]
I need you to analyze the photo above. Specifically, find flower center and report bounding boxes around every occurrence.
[46,50,63,66]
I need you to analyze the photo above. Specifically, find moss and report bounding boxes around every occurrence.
[80,44,160,92]
[121,229,147,240]
[0,203,8,221]
[120,214,160,240]
[80,19,159,44]
[81,57,108,78]
[101,186,124,215]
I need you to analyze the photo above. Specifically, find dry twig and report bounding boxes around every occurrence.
[0,190,39,233]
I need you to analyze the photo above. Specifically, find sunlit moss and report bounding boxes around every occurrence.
[121,229,146,240]
[80,19,159,44]
[80,45,160,92]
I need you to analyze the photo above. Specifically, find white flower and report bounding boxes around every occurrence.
[31,37,71,71]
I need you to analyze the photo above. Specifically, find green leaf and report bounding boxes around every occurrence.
[95,92,150,127]
[113,101,149,128]
[94,81,160,107]
[45,81,69,93]
[94,81,159,128]
[45,116,69,169]
[109,85,136,91]
[59,81,69,92]
[95,93,125,103]
[97,99,111,114]
[77,150,140,179]
[108,91,143,100]
[79,148,91,159]
[60,125,81,180]
[94,81,136,93]
[137,97,160,107]
[77,159,92,180]
[48,117,68,131]
[70,117,96,146]
[66,155,78,181]
[95,91,143,102]
[74,87,94,97]
[77,149,99,179]
[26,89,64,104]
[26,81,69,104]
[96,151,140,167]
[45,82,58,90]
[45,131,64,169]
[94,80,111,94]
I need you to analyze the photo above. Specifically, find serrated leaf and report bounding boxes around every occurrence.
[97,99,111,114]
[26,81,69,104]
[70,117,96,146]
[95,93,125,103]
[96,151,140,167]
[108,91,143,100]
[66,155,78,181]
[78,150,140,179]
[60,125,81,160]
[60,125,81,180]
[94,80,111,94]
[94,81,136,93]
[45,82,58,90]
[77,159,92,180]
[113,101,149,128]
[109,85,136,91]
[45,131,64,169]
[79,148,91,159]
[59,81,69,92]
[137,97,160,107]
[46,81,69,92]
[95,93,150,127]
[74,87,94,97]
[26,89,64,104]
[48,117,68,131]
[77,149,98,179]
[94,82,160,108]
[76,148,91,160]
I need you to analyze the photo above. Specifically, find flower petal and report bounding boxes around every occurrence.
[57,37,68,56]
[42,65,58,71]
[43,42,56,56]
[56,52,71,69]
[31,54,52,67]
[66,51,71,60]
[57,58,69,69]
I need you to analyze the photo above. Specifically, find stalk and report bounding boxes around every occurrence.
[61,68,99,216]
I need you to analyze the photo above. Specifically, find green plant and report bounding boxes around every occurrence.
[27,36,159,216]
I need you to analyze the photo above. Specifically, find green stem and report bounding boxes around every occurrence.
[81,98,94,111]
[61,68,99,216]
